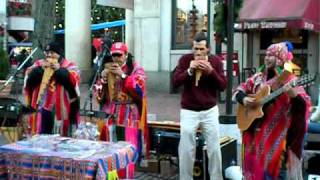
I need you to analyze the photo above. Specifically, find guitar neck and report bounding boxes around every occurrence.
[260,73,315,105]
[260,86,287,105]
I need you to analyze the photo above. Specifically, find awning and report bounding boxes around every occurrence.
[97,0,133,9]
[54,20,125,34]
[237,0,320,32]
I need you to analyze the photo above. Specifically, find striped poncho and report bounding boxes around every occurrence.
[235,68,310,179]
[24,58,80,136]
[94,61,149,160]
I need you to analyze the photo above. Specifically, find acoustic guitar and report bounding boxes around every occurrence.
[237,73,316,131]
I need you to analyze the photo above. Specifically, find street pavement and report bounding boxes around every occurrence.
[78,84,242,144]
[4,82,241,142]
[1,81,242,178]
[78,83,236,122]
[5,82,235,121]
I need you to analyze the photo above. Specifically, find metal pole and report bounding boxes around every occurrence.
[241,32,244,82]
[4,47,38,86]
[2,0,8,51]
[207,0,211,46]
[122,25,125,42]
[226,0,234,115]
[3,21,7,51]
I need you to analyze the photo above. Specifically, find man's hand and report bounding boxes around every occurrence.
[42,60,50,68]
[243,96,257,107]
[189,60,199,71]
[43,58,59,70]
[50,63,60,70]
[197,60,213,74]
[189,55,206,71]
[109,63,124,77]
[101,68,109,83]
[191,55,213,74]
[284,83,298,98]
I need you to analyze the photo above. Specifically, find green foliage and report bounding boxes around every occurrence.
[0,49,10,79]
[214,2,227,42]
[54,0,125,41]
[213,0,243,43]
[91,1,125,41]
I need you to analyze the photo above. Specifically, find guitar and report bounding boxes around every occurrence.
[237,73,316,131]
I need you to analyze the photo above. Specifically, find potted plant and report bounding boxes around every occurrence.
[0,49,11,96]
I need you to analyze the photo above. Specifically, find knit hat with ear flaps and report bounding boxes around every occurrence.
[266,41,294,66]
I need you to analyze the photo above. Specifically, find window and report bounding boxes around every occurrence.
[172,0,208,49]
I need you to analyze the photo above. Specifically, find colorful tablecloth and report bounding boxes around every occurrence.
[0,135,138,179]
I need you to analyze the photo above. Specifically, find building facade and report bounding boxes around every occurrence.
[97,0,218,92]
[237,0,320,103]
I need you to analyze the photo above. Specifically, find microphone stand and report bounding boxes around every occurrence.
[82,47,109,120]
[0,47,38,140]
[0,47,38,93]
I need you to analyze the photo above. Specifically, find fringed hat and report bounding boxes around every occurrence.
[266,41,294,66]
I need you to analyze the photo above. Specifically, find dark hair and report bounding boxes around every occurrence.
[126,52,134,75]
[193,32,209,48]
[45,41,63,56]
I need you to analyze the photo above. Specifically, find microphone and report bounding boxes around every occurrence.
[100,35,113,67]
[82,34,113,112]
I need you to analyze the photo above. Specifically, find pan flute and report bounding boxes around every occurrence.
[195,56,208,86]
[104,62,116,101]
[36,58,57,105]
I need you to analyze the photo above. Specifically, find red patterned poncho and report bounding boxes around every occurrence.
[24,58,80,136]
[94,62,149,159]
[235,69,310,179]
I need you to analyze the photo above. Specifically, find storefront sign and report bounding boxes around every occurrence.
[243,21,287,29]
[237,20,318,32]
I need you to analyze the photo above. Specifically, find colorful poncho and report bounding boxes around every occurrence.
[94,62,149,159]
[24,58,80,136]
[235,68,310,179]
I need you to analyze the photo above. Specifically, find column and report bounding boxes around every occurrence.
[65,0,91,82]
[125,9,134,53]
[134,0,160,71]
[160,0,171,71]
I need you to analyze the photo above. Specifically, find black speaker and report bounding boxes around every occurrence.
[221,138,237,173]
[0,98,22,127]
[194,143,209,180]
[153,130,180,157]
[307,155,320,175]
[193,137,238,179]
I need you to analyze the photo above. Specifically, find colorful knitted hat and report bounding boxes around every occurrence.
[266,41,293,66]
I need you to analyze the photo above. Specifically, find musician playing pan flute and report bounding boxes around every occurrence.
[94,42,149,161]
[233,42,310,180]
[173,32,227,180]
[23,42,80,136]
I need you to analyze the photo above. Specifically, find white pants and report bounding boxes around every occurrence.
[179,106,223,180]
